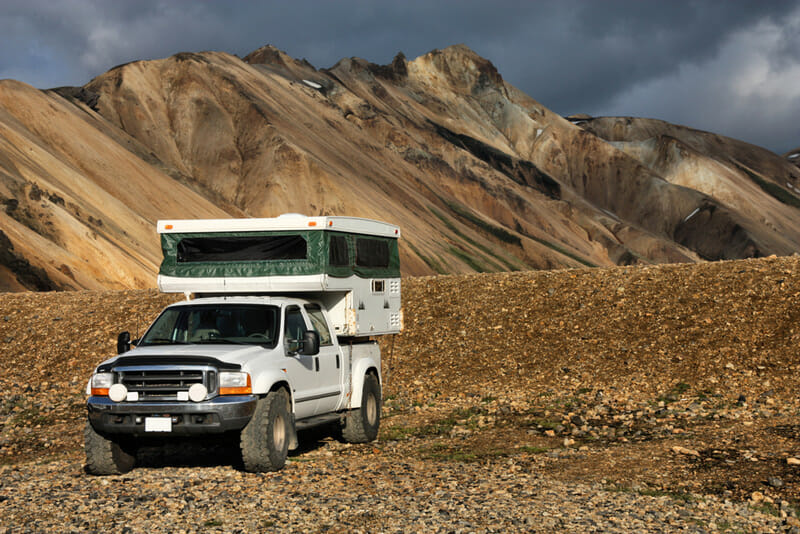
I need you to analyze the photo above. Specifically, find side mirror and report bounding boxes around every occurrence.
[301,330,320,356]
[117,331,131,354]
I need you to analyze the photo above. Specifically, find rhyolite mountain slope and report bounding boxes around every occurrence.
[786,146,800,170]
[1,44,799,291]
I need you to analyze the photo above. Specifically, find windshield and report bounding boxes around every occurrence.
[139,304,279,347]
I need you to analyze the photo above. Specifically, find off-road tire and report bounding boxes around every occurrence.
[240,389,290,472]
[84,421,136,475]
[342,373,381,443]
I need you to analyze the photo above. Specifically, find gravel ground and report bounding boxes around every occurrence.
[0,448,790,533]
[2,256,800,532]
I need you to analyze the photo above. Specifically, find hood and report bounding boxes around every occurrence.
[93,343,283,373]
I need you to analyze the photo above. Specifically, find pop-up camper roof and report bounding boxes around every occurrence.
[156,214,401,294]
[156,215,402,336]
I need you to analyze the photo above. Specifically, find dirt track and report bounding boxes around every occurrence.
[2,256,800,532]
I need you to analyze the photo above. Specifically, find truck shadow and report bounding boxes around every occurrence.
[133,424,340,470]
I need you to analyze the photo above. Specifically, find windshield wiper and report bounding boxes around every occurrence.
[193,338,250,345]
[139,338,189,346]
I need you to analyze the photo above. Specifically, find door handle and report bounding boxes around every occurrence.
[315,357,320,372]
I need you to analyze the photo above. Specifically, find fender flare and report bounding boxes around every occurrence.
[349,357,381,409]
[252,371,295,411]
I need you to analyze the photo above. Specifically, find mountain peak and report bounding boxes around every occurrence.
[408,44,504,94]
[244,45,316,71]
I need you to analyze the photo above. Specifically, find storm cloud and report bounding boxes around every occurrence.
[1,0,798,152]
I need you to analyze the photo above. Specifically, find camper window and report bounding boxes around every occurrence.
[177,235,307,263]
[355,238,389,268]
[329,235,349,266]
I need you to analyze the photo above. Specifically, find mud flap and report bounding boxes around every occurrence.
[287,413,299,451]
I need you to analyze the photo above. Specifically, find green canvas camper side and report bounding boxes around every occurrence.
[157,215,400,287]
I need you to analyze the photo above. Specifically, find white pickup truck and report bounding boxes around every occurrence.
[85,215,401,474]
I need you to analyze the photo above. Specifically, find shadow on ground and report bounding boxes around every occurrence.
[129,423,342,470]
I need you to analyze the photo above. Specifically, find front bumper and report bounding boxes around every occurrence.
[87,395,257,436]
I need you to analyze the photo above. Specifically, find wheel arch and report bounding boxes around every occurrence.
[266,379,293,410]
[252,370,290,394]
[350,361,381,408]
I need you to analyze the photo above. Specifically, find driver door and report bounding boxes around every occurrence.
[282,305,318,419]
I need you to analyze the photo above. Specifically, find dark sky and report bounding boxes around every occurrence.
[2,0,799,153]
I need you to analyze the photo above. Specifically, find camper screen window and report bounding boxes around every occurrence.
[177,235,307,262]
[329,235,349,266]
[355,238,390,268]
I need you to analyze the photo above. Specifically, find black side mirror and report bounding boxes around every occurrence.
[117,331,131,354]
[301,330,320,356]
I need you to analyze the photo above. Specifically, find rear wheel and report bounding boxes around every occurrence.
[84,421,136,475]
[240,389,290,472]
[342,373,381,443]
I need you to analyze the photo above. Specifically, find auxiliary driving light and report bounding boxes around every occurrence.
[108,383,128,403]
[188,383,208,402]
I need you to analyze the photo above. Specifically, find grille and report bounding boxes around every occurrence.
[116,365,217,401]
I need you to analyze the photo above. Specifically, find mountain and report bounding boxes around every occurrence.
[785,146,800,170]
[1,44,799,291]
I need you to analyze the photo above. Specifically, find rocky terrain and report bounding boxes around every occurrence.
[2,256,800,532]
[2,44,800,291]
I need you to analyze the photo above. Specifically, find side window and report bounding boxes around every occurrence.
[305,304,332,346]
[284,306,306,353]
[329,235,349,266]
[356,238,389,268]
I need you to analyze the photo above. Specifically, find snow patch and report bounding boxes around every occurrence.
[302,79,323,89]
[600,208,619,220]
[535,128,543,139]
[683,208,700,223]
[788,153,799,159]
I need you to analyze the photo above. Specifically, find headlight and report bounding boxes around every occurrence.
[219,371,252,395]
[90,372,114,396]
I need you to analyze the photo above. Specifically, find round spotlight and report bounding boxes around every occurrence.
[108,383,128,403]
[188,383,208,402]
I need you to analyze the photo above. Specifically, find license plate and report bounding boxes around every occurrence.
[145,417,172,432]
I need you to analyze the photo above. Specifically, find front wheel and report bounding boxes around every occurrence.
[84,421,136,475]
[342,373,381,443]
[240,389,291,472]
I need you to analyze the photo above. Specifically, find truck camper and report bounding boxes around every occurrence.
[85,214,401,474]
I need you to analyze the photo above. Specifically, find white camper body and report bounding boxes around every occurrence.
[156,215,402,337]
